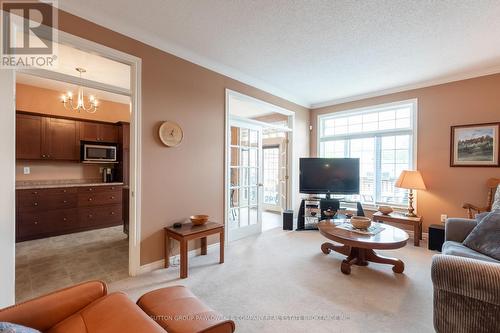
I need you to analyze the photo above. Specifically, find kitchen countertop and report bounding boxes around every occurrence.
[16,179,124,190]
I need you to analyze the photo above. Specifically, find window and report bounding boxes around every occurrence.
[318,100,417,206]
[263,146,280,205]
[262,120,287,139]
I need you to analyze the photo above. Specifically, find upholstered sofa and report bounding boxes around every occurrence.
[431,217,500,333]
[0,281,235,333]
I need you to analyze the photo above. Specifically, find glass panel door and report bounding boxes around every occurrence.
[228,120,262,241]
[263,146,280,210]
[278,135,288,210]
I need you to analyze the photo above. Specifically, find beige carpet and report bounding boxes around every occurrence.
[110,228,435,333]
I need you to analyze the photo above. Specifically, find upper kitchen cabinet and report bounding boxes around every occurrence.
[16,113,79,161]
[16,114,43,160]
[79,121,100,142]
[44,118,80,161]
[16,112,121,161]
[100,123,118,143]
[80,121,118,143]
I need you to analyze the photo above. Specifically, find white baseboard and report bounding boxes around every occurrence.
[137,243,220,275]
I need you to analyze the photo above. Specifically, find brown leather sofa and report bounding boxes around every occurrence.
[0,280,235,333]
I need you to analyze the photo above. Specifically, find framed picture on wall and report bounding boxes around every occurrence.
[450,122,500,167]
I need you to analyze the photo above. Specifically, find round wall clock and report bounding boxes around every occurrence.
[159,121,183,147]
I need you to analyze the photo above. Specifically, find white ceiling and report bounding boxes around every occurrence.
[14,25,131,90]
[60,0,500,108]
[17,73,131,104]
[53,43,131,90]
[229,98,274,118]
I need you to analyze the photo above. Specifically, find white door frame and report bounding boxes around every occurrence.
[4,28,143,283]
[224,89,295,242]
[227,118,263,241]
[0,69,16,307]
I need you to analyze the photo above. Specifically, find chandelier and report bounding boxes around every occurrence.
[61,67,98,113]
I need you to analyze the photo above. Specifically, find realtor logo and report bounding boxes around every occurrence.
[1,0,58,68]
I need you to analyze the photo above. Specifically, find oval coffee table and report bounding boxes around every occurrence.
[318,220,409,275]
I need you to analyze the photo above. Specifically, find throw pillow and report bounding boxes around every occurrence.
[492,185,500,210]
[463,209,500,261]
[475,211,490,221]
[0,322,40,333]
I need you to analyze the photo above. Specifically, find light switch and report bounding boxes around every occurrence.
[23,167,30,175]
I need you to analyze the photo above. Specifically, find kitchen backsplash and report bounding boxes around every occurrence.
[15,161,111,182]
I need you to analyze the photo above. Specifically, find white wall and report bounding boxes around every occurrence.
[292,108,310,212]
[0,69,16,307]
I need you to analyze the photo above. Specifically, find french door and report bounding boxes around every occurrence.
[278,135,288,211]
[262,136,288,212]
[228,120,263,241]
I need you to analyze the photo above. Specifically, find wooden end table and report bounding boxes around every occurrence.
[164,222,224,279]
[318,220,409,275]
[372,211,423,246]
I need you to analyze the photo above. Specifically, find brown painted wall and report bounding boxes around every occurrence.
[310,74,500,231]
[16,83,130,123]
[54,10,309,265]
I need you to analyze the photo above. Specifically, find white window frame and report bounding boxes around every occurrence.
[317,99,418,208]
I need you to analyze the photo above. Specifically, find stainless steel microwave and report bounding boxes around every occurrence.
[81,143,117,163]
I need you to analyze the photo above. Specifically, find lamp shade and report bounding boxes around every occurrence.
[395,170,426,190]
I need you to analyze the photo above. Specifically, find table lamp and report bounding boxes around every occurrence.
[395,170,426,217]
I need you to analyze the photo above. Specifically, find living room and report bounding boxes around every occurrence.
[0,1,499,333]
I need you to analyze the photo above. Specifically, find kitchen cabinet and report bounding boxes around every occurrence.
[118,122,130,236]
[100,123,118,142]
[16,113,79,161]
[44,117,80,160]
[16,112,122,161]
[16,114,43,160]
[79,121,100,142]
[117,122,130,185]
[80,121,118,143]
[16,184,123,242]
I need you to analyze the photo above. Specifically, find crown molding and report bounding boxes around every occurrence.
[57,3,312,109]
[311,65,500,109]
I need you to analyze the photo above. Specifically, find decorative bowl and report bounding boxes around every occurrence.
[190,215,209,226]
[350,216,372,230]
[323,209,337,218]
[378,205,393,215]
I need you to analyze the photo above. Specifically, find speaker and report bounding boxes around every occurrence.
[283,210,294,230]
[428,224,445,251]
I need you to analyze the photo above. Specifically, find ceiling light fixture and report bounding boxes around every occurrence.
[61,67,98,113]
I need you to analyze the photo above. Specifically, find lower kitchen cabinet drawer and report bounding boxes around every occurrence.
[78,190,122,207]
[17,209,78,239]
[78,204,123,227]
[18,193,78,212]
[78,185,122,193]
[16,185,124,242]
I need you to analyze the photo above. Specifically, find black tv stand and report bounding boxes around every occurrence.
[296,198,365,231]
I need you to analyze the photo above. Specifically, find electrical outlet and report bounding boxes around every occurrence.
[440,214,448,223]
[99,167,104,174]
[23,167,30,175]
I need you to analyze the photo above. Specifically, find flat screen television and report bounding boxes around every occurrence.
[299,158,360,196]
